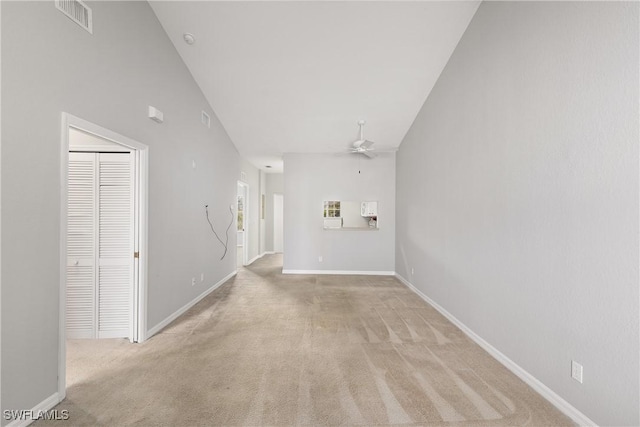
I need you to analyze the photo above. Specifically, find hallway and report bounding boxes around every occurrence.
[41,255,571,426]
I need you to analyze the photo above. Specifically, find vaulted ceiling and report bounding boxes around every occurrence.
[150,1,480,173]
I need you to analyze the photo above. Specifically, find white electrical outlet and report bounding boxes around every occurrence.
[191,277,196,286]
[318,256,323,262]
[571,360,583,383]
[411,268,414,275]
[200,273,204,282]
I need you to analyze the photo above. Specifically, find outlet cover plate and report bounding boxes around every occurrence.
[571,360,583,383]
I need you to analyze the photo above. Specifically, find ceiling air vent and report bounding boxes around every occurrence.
[55,0,93,34]
[201,111,211,128]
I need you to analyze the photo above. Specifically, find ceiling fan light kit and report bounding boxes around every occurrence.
[350,120,377,158]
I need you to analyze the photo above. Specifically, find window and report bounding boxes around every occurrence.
[237,196,244,230]
[323,201,341,218]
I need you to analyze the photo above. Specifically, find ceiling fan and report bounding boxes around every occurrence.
[349,120,377,158]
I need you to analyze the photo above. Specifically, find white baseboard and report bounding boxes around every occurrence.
[146,270,237,338]
[262,251,276,255]
[247,253,262,265]
[283,269,395,276]
[6,392,61,427]
[394,273,597,427]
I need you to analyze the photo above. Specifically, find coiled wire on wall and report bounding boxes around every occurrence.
[205,204,234,260]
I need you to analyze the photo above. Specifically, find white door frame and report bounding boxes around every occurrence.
[273,193,284,253]
[59,113,149,400]
[237,181,249,266]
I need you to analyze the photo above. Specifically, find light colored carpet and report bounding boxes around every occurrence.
[39,254,573,426]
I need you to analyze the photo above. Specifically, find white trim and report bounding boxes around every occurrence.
[69,144,130,152]
[283,269,395,276]
[0,2,3,413]
[394,273,598,427]
[237,181,249,266]
[58,116,69,401]
[137,147,149,342]
[262,251,276,255]
[65,114,149,151]
[273,193,284,253]
[146,270,237,339]
[6,392,61,427]
[59,113,150,400]
[247,253,262,265]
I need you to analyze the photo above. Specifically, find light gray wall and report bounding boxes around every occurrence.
[264,173,284,253]
[240,159,261,263]
[0,2,3,415]
[283,153,395,272]
[395,2,638,425]
[1,1,239,418]
[0,1,3,417]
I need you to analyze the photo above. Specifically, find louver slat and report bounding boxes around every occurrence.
[55,0,93,34]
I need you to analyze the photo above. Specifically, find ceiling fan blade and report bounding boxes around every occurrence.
[359,139,375,149]
[363,150,377,159]
[352,139,366,148]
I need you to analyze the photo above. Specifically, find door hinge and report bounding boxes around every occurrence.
[134,252,139,259]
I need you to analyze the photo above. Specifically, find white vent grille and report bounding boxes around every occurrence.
[56,0,93,34]
[201,111,211,128]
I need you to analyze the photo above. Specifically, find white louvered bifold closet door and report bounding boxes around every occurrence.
[67,151,133,340]
[98,153,133,338]
[67,153,97,339]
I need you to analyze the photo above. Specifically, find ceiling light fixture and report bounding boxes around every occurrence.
[183,33,195,45]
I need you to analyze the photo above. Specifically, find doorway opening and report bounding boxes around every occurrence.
[237,181,249,267]
[59,113,148,400]
[273,193,284,253]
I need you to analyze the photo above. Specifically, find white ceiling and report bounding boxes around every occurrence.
[150,1,480,173]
